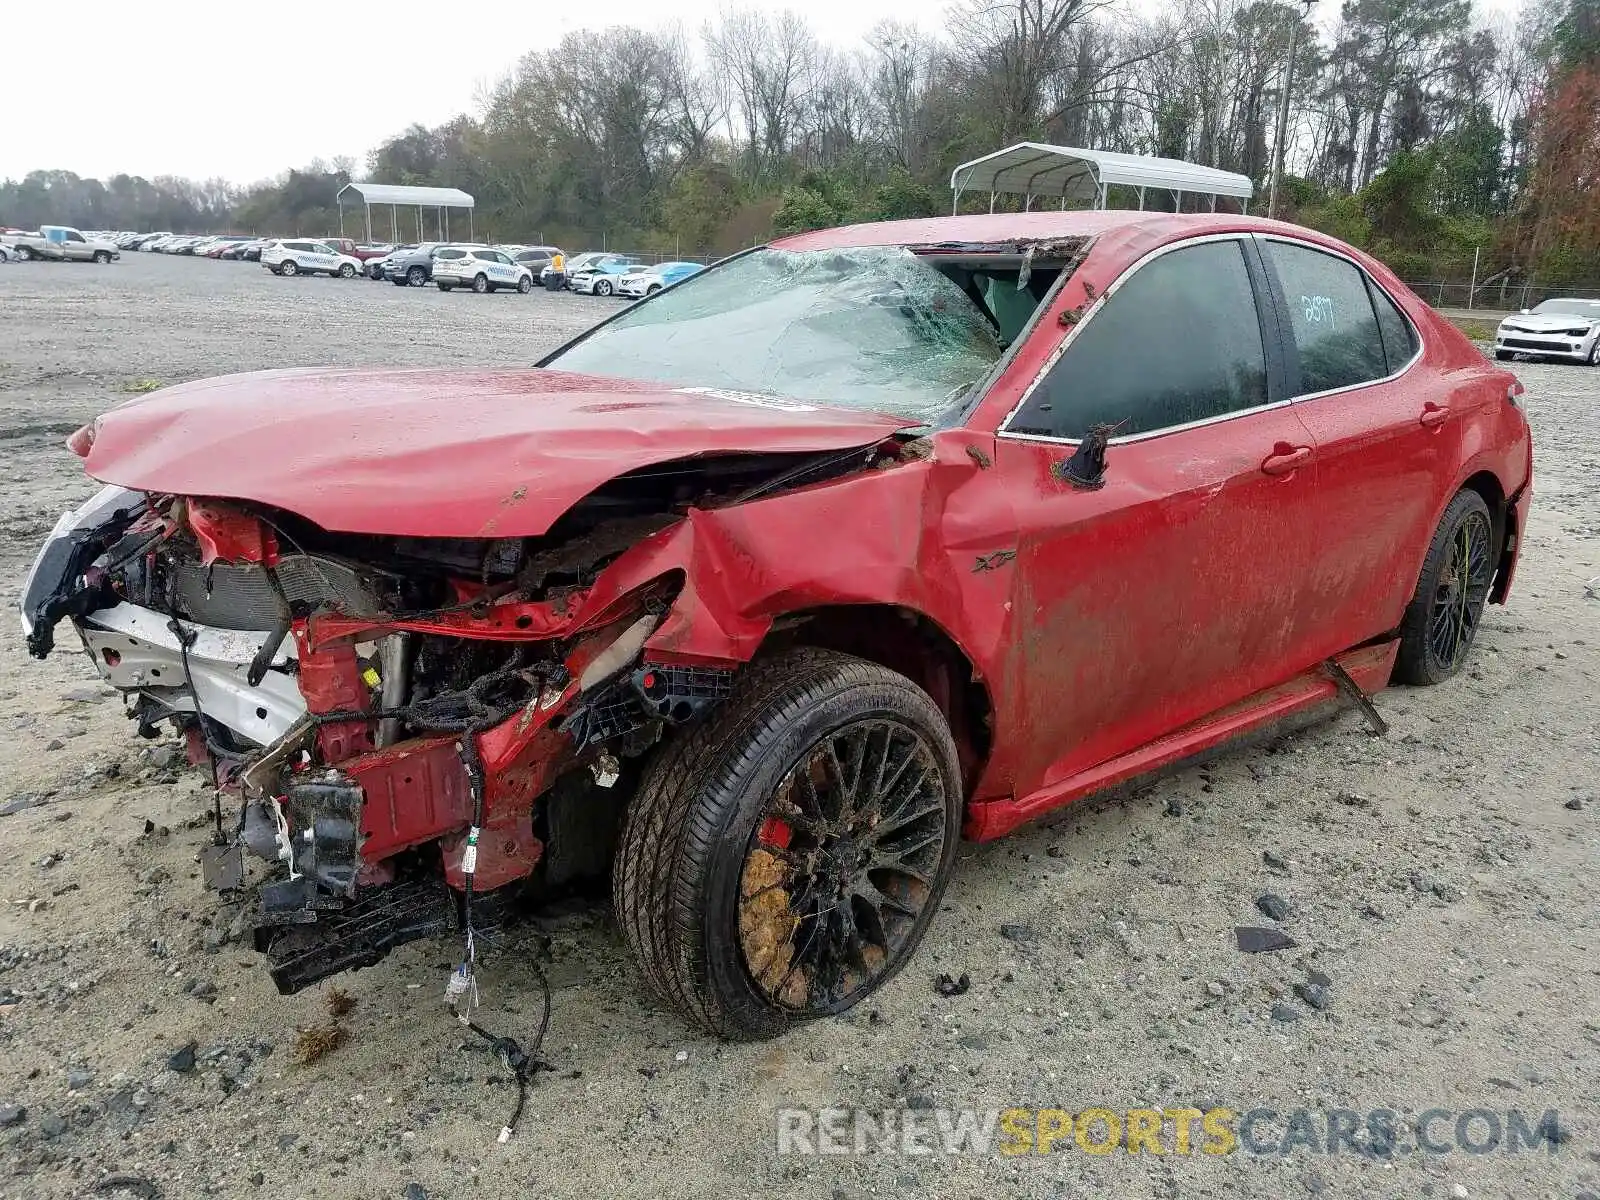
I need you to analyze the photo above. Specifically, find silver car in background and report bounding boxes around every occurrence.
[1494,298,1600,364]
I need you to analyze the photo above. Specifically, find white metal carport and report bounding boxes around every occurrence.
[335,183,477,244]
[949,143,1254,215]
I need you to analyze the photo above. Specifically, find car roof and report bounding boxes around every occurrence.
[772,210,1300,251]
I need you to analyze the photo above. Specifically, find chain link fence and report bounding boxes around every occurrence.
[1399,278,1600,311]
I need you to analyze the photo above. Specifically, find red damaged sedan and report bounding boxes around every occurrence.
[21,211,1531,1038]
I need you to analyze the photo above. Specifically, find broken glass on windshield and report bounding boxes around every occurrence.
[545,247,1004,421]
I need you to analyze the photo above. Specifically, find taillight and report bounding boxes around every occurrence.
[1507,379,1524,408]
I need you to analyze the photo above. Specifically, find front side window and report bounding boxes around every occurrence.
[545,247,1003,421]
[1009,240,1267,440]
[1265,241,1389,394]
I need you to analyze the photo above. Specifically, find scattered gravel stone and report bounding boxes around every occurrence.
[167,1042,197,1074]
[1235,926,1297,953]
[999,923,1035,943]
[66,1067,95,1091]
[1564,797,1584,811]
[404,1184,429,1200]
[1306,967,1332,989]
[1270,1003,1301,1023]
[1294,982,1332,1012]
[1255,893,1292,922]
[1262,850,1288,870]
[0,1104,24,1127]
[39,1112,67,1139]
[0,793,43,816]
[1432,882,1465,903]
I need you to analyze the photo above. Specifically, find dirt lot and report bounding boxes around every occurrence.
[0,253,1596,1200]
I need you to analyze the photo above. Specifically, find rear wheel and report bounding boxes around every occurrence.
[614,648,961,1040]
[279,259,298,277]
[338,262,355,278]
[472,274,489,294]
[17,247,34,261]
[1394,489,1495,686]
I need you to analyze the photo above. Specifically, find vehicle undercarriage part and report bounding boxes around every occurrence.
[1321,657,1390,736]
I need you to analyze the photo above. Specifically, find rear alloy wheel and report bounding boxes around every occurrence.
[472,274,489,294]
[279,259,298,276]
[614,648,961,1040]
[338,262,355,278]
[1394,489,1495,685]
[595,278,614,297]
[17,247,34,261]
[93,250,111,264]
[406,266,426,287]
[517,276,532,294]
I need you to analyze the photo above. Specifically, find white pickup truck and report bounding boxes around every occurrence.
[1,226,119,262]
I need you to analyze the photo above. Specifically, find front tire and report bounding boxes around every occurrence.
[280,259,299,277]
[614,648,961,1040]
[517,276,532,293]
[17,247,34,261]
[1394,489,1495,686]
[94,250,112,264]
[595,278,614,297]
[338,262,355,278]
[1589,340,1600,366]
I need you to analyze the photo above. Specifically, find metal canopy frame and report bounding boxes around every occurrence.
[950,142,1253,216]
[335,183,477,245]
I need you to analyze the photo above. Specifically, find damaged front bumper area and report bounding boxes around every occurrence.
[21,486,736,994]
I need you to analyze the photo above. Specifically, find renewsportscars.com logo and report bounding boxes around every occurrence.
[775,1106,1570,1158]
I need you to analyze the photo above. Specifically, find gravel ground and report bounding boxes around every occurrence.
[0,253,1596,1200]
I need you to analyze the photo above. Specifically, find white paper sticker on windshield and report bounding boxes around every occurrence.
[675,386,817,412]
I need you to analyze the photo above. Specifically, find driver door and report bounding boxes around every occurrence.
[993,236,1326,793]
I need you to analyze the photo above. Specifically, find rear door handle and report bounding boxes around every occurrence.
[1261,444,1313,476]
[1420,402,1450,428]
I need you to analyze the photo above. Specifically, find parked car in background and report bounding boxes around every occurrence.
[0,242,14,263]
[568,254,641,296]
[319,237,393,264]
[383,243,446,287]
[0,230,63,260]
[1494,298,1600,364]
[11,227,119,262]
[203,236,253,258]
[260,239,364,278]
[540,250,613,289]
[512,245,564,275]
[432,247,534,293]
[617,260,702,298]
[367,245,412,279]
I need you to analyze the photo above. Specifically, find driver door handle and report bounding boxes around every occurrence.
[1261,444,1313,476]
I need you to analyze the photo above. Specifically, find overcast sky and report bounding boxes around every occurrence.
[0,0,1522,185]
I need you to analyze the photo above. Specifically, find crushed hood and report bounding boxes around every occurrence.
[80,367,914,537]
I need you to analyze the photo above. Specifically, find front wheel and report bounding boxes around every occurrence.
[614,648,962,1040]
[1394,489,1495,686]
[338,262,355,278]
[93,250,111,264]
[517,276,532,294]
[1589,340,1600,366]
[279,259,299,277]
[594,278,614,296]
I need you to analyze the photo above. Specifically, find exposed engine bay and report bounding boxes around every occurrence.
[17,448,892,994]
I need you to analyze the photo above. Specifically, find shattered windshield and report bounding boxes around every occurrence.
[545,247,1004,420]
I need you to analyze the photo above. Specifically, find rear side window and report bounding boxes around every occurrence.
[1011,240,1268,440]
[286,242,310,252]
[1265,241,1389,394]
[1369,281,1418,372]
[435,249,465,260]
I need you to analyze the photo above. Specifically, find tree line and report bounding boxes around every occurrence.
[3,0,1595,286]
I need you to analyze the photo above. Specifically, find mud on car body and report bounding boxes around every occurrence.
[20,211,1532,1040]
